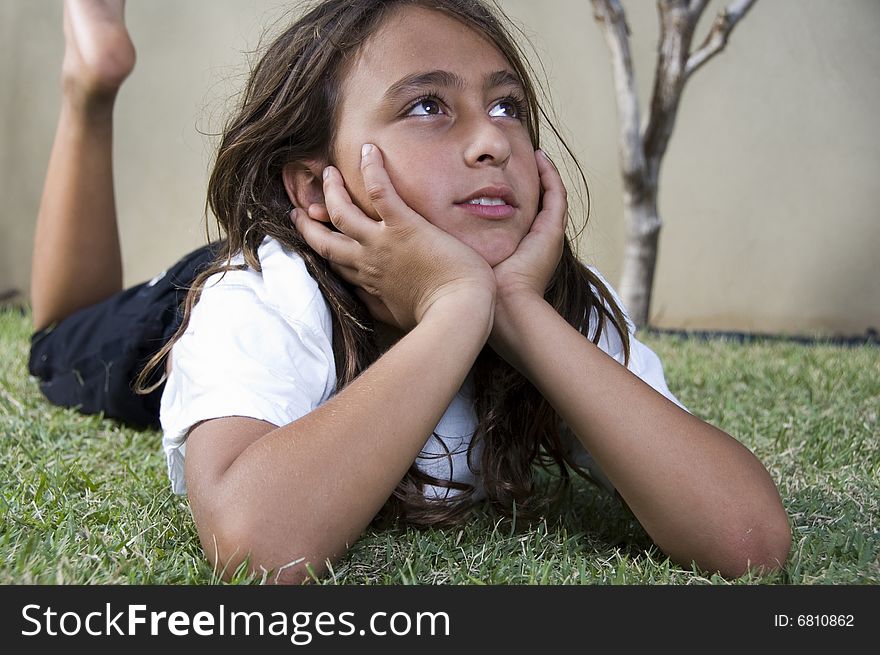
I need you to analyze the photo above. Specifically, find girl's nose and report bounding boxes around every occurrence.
[463,118,512,169]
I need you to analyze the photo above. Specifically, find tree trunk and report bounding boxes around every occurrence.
[620,194,661,329]
[590,0,759,330]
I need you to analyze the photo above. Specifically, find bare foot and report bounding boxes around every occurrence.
[62,0,136,108]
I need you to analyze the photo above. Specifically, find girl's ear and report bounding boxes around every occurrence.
[282,159,326,209]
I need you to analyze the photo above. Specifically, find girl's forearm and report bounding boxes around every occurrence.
[491,293,791,578]
[195,291,494,582]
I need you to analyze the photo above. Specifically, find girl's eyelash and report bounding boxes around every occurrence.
[499,93,529,121]
[402,90,448,116]
[402,91,529,120]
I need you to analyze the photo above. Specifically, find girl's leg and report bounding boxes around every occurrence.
[30,0,136,331]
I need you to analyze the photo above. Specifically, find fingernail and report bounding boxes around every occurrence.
[361,143,374,158]
[323,166,331,180]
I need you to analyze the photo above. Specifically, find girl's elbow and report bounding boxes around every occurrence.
[199,512,328,585]
[717,466,792,578]
[759,514,793,572]
[718,511,792,579]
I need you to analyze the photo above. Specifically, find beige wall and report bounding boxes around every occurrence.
[2,0,878,336]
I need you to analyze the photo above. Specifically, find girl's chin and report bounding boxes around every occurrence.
[471,239,520,267]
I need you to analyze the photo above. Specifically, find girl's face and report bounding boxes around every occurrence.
[331,5,541,267]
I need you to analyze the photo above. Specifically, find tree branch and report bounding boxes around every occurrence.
[686,0,759,78]
[590,0,647,189]
[688,0,710,16]
[641,1,699,176]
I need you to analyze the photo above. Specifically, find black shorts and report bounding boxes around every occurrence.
[28,243,221,429]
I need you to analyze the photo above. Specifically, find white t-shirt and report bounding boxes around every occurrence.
[160,237,687,499]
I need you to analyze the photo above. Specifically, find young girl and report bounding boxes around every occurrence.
[30,0,791,584]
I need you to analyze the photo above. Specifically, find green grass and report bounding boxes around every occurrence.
[1,306,877,584]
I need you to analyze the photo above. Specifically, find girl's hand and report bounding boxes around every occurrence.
[293,144,496,331]
[493,150,567,303]
[488,150,567,366]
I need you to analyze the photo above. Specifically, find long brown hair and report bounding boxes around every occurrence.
[140,0,631,527]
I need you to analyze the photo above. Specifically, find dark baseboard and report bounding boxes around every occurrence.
[642,326,879,348]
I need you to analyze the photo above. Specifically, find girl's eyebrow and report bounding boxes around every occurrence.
[381,69,524,105]
[484,70,523,93]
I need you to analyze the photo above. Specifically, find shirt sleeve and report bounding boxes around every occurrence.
[159,279,336,495]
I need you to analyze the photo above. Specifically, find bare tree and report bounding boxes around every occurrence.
[590,0,758,328]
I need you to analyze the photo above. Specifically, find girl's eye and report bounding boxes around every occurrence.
[406,98,445,116]
[489,99,521,119]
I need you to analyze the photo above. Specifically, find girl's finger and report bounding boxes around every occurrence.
[533,150,568,233]
[292,208,361,266]
[359,143,415,225]
[321,167,376,242]
[307,202,330,223]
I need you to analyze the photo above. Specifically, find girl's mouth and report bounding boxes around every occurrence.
[455,186,517,219]
[455,198,516,219]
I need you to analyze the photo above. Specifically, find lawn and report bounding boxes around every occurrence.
[1,306,877,584]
